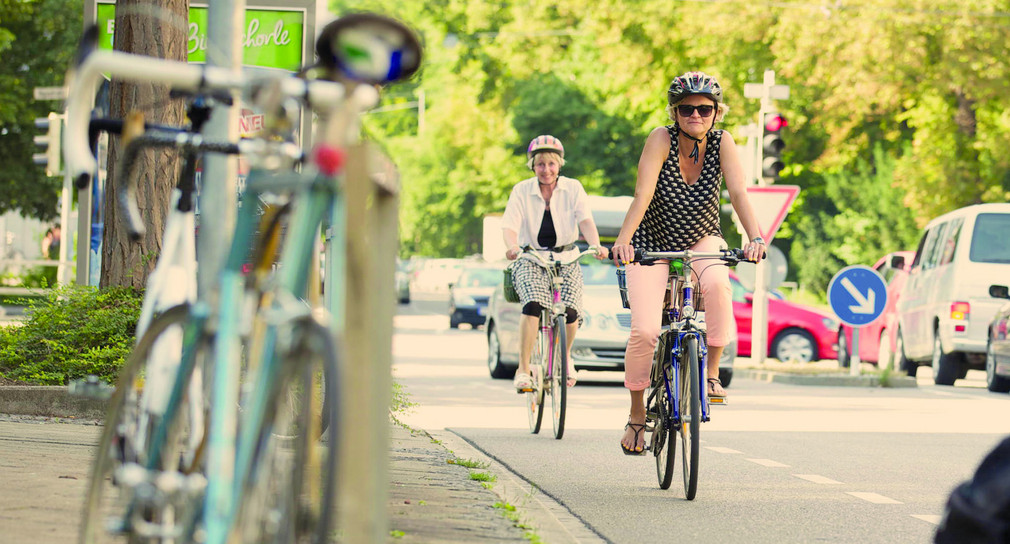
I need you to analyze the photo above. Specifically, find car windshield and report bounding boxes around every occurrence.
[456,267,500,287]
[970,213,1010,263]
[581,263,619,285]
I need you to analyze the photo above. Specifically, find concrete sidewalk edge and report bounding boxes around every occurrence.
[734,369,918,388]
[432,428,610,544]
[0,386,106,420]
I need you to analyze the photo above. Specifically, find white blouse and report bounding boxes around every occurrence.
[501,176,592,260]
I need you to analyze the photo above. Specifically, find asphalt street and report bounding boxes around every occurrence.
[394,290,1010,544]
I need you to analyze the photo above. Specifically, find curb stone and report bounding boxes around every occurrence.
[735,369,918,388]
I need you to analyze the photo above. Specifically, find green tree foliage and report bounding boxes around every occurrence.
[0,0,82,220]
[335,1,1010,293]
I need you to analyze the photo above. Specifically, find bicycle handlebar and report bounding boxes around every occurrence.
[518,246,601,268]
[64,42,352,191]
[608,247,763,266]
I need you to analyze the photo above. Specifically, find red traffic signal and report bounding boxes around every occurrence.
[762,112,787,179]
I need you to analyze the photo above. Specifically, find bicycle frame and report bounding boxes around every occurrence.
[659,267,711,425]
[519,248,596,379]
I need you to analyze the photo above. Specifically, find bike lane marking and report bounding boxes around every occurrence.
[846,492,902,504]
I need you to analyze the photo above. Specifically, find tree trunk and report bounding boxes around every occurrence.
[100,0,189,289]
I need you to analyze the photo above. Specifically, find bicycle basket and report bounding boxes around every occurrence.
[503,264,521,303]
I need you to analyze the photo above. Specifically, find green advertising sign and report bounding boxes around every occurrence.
[96,4,304,72]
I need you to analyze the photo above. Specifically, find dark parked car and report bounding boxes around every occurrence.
[448,265,501,328]
[836,251,914,369]
[486,261,736,385]
[984,284,1010,393]
[395,259,411,304]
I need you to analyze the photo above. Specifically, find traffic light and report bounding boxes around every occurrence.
[33,112,62,177]
[762,111,787,180]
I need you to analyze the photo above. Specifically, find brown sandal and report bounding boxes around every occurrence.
[707,377,726,399]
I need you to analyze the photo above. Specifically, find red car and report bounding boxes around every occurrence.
[730,272,840,362]
[836,251,914,369]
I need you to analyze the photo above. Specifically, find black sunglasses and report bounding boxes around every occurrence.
[676,104,715,118]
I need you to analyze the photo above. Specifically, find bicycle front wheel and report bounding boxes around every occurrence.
[679,334,701,500]
[651,334,675,489]
[550,315,568,440]
[80,304,208,544]
[233,316,340,544]
[526,331,545,434]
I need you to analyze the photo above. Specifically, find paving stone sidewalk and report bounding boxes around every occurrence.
[387,422,531,543]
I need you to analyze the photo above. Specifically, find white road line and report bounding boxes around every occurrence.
[847,492,903,504]
[793,474,843,484]
[747,458,790,467]
[705,446,743,454]
[911,515,942,525]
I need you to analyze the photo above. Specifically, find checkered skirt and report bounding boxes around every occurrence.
[509,256,584,319]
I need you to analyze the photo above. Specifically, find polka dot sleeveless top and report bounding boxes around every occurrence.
[632,125,724,252]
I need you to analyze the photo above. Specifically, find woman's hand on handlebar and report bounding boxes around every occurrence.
[744,238,767,263]
[591,245,608,261]
[505,245,522,261]
[611,242,635,266]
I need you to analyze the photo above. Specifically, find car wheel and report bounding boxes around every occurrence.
[487,324,513,379]
[836,329,850,368]
[771,328,816,363]
[876,329,893,371]
[718,341,736,388]
[931,331,962,386]
[719,368,733,388]
[986,341,1010,393]
[449,307,459,329]
[895,329,917,377]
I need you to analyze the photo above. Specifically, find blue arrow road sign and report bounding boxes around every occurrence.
[827,265,888,327]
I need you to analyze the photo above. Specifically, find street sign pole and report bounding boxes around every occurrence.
[743,70,790,364]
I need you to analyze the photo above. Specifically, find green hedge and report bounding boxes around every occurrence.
[0,286,142,385]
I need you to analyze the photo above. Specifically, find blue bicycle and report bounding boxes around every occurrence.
[618,248,750,499]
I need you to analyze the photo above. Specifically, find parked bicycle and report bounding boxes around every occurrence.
[64,13,422,544]
[617,247,753,499]
[515,246,599,439]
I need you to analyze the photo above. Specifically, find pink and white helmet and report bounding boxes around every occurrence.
[526,135,565,161]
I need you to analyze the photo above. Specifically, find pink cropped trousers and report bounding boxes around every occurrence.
[623,236,734,391]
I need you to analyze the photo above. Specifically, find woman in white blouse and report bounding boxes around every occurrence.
[502,135,608,392]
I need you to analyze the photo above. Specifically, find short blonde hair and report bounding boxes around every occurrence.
[666,98,729,123]
[527,150,565,170]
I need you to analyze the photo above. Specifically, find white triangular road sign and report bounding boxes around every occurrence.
[744,185,800,243]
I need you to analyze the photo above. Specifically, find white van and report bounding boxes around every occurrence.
[895,203,1010,385]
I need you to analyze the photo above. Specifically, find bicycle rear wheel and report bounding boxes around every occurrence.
[679,334,701,500]
[526,330,545,434]
[233,316,340,544]
[550,315,568,440]
[80,304,208,544]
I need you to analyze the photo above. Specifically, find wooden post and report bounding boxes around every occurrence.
[339,142,398,543]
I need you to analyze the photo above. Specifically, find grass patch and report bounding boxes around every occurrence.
[494,501,544,543]
[468,470,496,483]
[449,457,488,469]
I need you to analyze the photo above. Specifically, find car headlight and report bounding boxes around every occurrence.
[582,314,592,329]
[822,317,839,330]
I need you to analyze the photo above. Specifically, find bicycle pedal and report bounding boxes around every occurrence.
[709,397,728,405]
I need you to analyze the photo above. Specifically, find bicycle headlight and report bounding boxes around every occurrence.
[552,302,566,316]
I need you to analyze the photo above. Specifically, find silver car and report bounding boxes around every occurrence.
[485,261,735,385]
